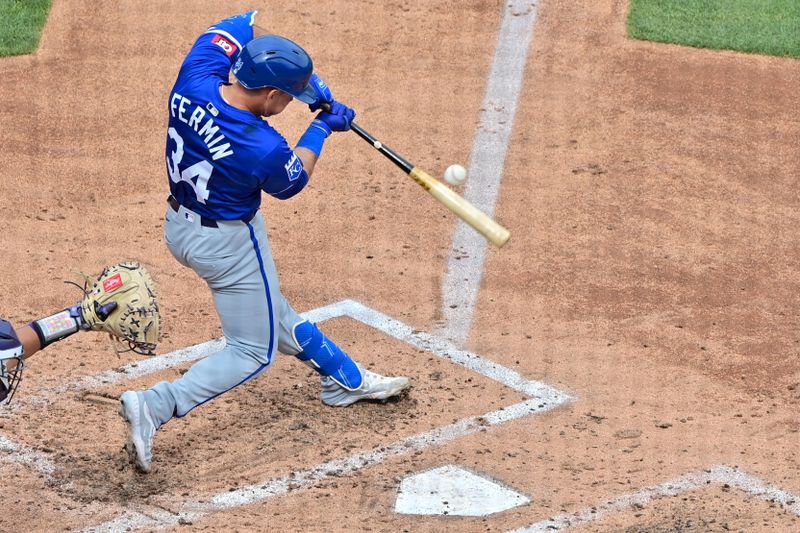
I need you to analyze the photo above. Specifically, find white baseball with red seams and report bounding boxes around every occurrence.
[443,164,467,185]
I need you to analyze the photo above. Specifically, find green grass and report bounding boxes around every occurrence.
[0,0,52,56]
[627,0,800,59]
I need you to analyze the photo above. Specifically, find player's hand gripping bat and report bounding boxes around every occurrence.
[322,104,511,247]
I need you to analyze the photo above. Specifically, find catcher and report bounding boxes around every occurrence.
[0,262,159,404]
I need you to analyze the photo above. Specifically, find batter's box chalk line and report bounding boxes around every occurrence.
[0,435,56,477]
[0,299,571,532]
[507,464,800,532]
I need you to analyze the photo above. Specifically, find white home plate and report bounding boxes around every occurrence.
[395,465,530,516]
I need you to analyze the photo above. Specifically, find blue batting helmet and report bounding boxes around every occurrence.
[232,35,316,103]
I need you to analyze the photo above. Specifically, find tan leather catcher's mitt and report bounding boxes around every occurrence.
[80,262,160,355]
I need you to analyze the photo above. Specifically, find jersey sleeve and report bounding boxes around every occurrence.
[178,11,258,82]
[256,143,310,200]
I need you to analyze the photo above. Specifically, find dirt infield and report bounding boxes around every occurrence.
[1,0,798,531]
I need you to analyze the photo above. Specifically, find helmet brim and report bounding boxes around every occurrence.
[292,83,318,105]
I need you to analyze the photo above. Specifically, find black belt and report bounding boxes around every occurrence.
[167,195,218,228]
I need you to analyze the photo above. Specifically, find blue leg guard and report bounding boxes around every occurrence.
[293,321,363,390]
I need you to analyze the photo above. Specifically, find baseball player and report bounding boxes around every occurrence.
[118,12,410,473]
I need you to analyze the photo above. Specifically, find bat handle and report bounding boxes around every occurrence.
[315,102,414,174]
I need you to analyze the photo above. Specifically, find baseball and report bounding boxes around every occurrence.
[443,164,467,185]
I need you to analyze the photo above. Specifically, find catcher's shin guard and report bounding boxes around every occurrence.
[0,319,25,403]
[292,321,363,390]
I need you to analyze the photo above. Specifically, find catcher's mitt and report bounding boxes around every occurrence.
[79,262,160,355]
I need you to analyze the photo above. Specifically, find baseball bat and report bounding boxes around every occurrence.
[321,105,511,247]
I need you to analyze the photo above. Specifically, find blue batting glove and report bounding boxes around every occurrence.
[316,100,355,132]
[307,73,333,112]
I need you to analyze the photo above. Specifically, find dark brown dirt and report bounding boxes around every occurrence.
[1,0,798,531]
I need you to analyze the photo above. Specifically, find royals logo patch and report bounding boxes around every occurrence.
[284,153,304,182]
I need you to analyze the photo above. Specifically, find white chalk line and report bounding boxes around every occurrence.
[78,509,185,533]
[721,466,800,515]
[0,435,56,477]
[204,399,549,511]
[342,300,572,404]
[12,300,568,405]
[440,0,540,346]
[508,465,800,532]
[83,399,556,532]
[7,299,567,478]
[0,299,571,530]
[9,301,343,410]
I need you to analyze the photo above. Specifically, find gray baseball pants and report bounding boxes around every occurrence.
[142,203,304,427]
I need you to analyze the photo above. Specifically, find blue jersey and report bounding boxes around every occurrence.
[165,11,309,221]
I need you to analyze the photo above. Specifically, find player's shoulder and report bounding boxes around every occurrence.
[247,120,288,157]
[262,119,291,144]
[176,12,257,84]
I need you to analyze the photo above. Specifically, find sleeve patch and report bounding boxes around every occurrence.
[212,34,238,57]
[284,153,304,182]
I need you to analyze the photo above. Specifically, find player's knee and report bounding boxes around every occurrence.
[223,339,273,366]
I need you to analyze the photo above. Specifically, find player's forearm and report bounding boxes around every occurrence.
[295,147,318,177]
[295,120,330,174]
[3,322,46,371]
[18,326,41,359]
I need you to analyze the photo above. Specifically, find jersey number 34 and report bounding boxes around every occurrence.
[167,127,213,203]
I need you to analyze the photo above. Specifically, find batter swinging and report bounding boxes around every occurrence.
[118,11,410,473]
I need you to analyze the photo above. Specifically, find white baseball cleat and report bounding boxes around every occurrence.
[119,391,157,473]
[320,368,411,407]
